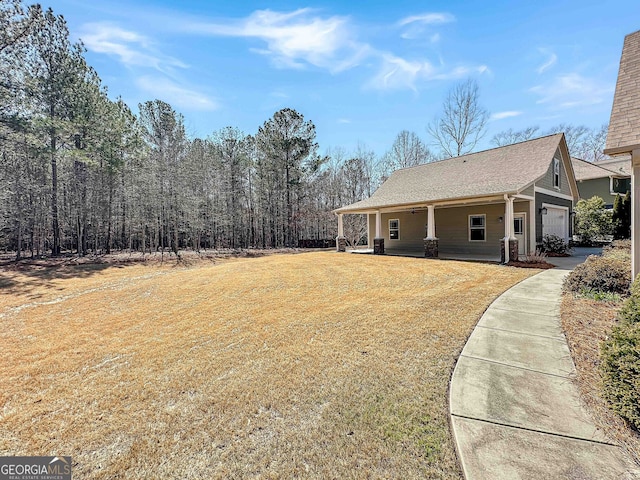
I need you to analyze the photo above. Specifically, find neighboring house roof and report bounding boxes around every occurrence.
[571,156,631,181]
[597,156,632,176]
[336,133,574,214]
[605,29,640,156]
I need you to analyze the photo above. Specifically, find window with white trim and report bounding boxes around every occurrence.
[514,217,523,235]
[389,219,399,240]
[553,158,560,189]
[611,177,631,195]
[469,215,486,242]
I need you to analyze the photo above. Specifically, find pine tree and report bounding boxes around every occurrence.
[622,191,632,239]
[256,108,318,246]
[613,194,625,239]
[28,8,92,255]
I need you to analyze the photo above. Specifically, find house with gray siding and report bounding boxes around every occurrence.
[334,134,579,262]
[572,156,631,207]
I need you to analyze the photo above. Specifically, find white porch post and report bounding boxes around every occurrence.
[503,195,516,263]
[374,210,384,254]
[336,213,346,252]
[507,196,515,240]
[503,195,514,240]
[424,204,438,258]
[632,149,640,280]
[504,206,509,240]
[529,199,536,254]
[426,205,436,239]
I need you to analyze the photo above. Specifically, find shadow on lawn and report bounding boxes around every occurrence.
[0,255,133,297]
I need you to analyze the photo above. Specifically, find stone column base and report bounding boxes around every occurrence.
[336,236,346,252]
[424,238,438,258]
[509,239,519,262]
[374,237,385,255]
[501,238,519,263]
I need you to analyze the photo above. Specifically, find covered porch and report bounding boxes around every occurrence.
[336,194,536,263]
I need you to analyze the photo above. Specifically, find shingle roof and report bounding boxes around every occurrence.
[336,134,567,213]
[571,158,614,181]
[605,30,640,154]
[572,157,631,181]
[597,157,632,176]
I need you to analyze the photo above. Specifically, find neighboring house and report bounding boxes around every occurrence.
[334,133,579,262]
[604,29,640,277]
[572,156,631,207]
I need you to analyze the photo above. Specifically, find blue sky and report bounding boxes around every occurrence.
[43,0,640,156]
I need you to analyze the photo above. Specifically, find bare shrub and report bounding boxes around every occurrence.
[564,255,631,295]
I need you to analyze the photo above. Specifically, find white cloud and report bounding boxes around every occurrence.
[368,53,488,91]
[337,118,351,124]
[170,8,483,92]
[490,111,523,120]
[529,73,613,109]
[369,54,434,91]
[185,9,369,73]
[80,23,187,73]
[397,13,455,27]
[398,12,454,40]
[536,49,557,74]
[136,76,218,111]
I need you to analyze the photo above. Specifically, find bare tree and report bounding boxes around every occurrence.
[575,124,608,162]
[491,126,540,147]
[545,124,589,156]
[427,79,489,158]
[382,130,434,175]
[491,123,609,162]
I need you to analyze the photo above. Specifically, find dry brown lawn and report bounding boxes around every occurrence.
[561,294,640,466]
[0,252,536,479]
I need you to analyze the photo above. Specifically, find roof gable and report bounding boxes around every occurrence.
[605,30,640,155]
[337,134,573,213]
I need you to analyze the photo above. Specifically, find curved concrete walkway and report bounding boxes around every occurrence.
[449,251,640,479]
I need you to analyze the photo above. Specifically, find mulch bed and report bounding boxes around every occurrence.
[506,260,555,269]
[561,294,640,466]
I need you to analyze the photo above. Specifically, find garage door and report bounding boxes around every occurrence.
[542,205,568,240]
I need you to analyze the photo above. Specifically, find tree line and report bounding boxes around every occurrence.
[0,1,610,259]
[0,2,386,258]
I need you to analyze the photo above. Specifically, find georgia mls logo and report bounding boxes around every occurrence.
[0,456,72,480]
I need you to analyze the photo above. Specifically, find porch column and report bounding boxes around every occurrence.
[336,213,346,252]
[501,195,518,263]
[424,204,438,258]
[374,210,384,254]
[529,199,537,255]
[633,149,640,280]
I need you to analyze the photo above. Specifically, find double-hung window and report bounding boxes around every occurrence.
[389,219,399,240]
[553,158,560,189]
[469,215,486,242]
